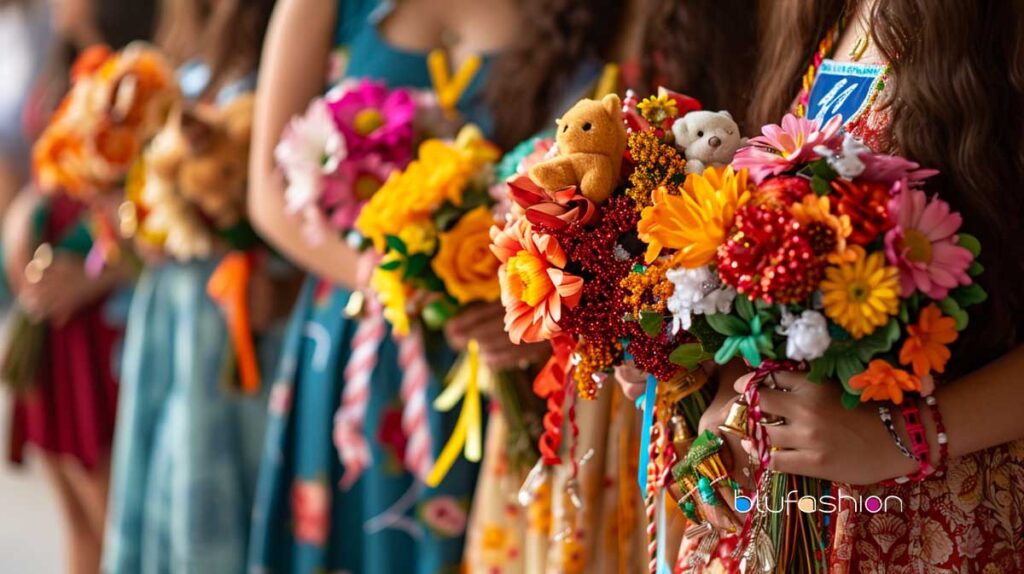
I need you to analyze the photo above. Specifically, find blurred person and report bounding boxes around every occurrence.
[98,1,291,573]
[244,0,645,572]
[0,0,49,233]
[1,1,157,573]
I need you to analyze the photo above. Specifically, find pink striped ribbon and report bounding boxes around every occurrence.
[334,297,385,489]
[396,324,435,483]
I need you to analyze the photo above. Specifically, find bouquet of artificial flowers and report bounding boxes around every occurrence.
[274,79,449,244]
[335,125,502,488]
[33,43,180,201]
[124,94,258,261]
[492,89,726,480]
[635,112,985,572]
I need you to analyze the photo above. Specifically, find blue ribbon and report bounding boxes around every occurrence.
[637,374,658,493]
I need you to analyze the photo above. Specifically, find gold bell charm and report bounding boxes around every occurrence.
[671,413,695,455]
[718,399,749,439]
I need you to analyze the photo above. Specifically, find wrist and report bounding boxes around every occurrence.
[882,402,920,481]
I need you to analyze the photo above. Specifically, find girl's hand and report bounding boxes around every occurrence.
[19,254,113,326]
[613,362,647,401]
[444,302,550,371]
[733,371,918,485]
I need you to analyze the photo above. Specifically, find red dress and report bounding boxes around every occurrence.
[825,83,1024,574]
[8,196,120,470]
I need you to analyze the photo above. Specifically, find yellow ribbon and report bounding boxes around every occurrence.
[593,63,621,99]
[426,339,487,487]
[427,49,482,118]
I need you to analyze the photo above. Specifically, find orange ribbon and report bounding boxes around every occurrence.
[207,251,260,393]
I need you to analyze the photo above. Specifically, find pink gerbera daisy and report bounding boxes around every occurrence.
[884,183,973,299]
[733,113,842,183]
[327,79,416,164]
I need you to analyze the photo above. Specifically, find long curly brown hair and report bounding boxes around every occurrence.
[641,0,760,129]
[750,0,1024,376]
[487,0,761,148]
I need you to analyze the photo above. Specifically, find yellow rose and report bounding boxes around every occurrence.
[431,206,501,304]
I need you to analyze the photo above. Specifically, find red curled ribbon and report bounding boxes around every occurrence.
[533,334,575,466]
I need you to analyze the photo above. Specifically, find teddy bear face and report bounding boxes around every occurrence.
[555,95,625,156]
[672,110,744,167]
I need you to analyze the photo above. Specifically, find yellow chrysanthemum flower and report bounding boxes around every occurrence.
[637,165,752,269]
[370,259,412,336]
[820,246,901,339]
[637,93,678,124]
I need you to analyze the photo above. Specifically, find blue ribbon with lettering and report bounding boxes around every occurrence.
[806,59,885,128]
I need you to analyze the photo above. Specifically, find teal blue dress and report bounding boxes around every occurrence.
[247,3,488,573]
[103,67,282,574]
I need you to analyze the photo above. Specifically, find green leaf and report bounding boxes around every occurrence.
[735,297,755,322]
[639,311,665,338]
[809,158,838,181]
[385,235,408,256]
[669,343,711,371]
[939,297,969,331]
[853,319,900,363]
[967,261,984,277]
[403,253,430,280]
[840,391,862,411]
[705,313,749,337]
[714,337,742,365]
[379,259,402,271]
[807,356,835,384]
[835,354,865,388]
[688,315,727,352]
[951,284,988,308]
[738,337,763,367]
[810,175,831,197]
[957,233,981,257]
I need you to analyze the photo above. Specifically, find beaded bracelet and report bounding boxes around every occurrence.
[878,404,916,460]
[885,398,936,485]
[923,395,949,477]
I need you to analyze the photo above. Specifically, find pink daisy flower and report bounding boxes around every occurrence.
[884,183,973,299]
[733,113,842,183]
[326,79,416,165]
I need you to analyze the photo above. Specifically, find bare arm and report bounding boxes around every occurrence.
[735,345,1024,485]
[248,0,360,288]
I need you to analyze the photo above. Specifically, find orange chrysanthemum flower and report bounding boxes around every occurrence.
[899,304,958,377]
[849,360,922,404]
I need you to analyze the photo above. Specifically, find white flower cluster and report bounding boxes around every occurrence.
[666,266,736,333]
[777,308,831,362]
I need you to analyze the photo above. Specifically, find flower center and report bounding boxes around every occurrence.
[506,251,554,307]
[848,281,869,302]
[354,174,382,200]
[900,228,934,264]
[353,108,385,136]
[805,221,838,256]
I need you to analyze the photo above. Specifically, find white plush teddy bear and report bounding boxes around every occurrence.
[671,110,747,175]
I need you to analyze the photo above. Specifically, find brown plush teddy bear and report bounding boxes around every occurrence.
[528,94,627,203]
[177,93,254,230]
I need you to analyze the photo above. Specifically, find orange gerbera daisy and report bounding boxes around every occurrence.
[490,218,583,344]
[849,360,922,404]
[899,304,958,377]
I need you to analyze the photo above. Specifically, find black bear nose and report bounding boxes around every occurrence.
[708,136,722,148]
